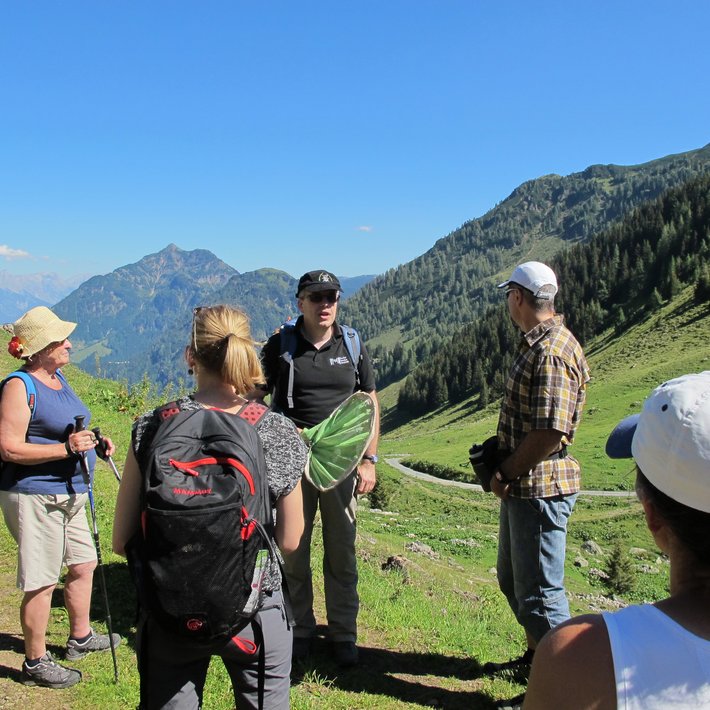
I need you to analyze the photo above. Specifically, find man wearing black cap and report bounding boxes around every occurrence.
[261,269,379,668]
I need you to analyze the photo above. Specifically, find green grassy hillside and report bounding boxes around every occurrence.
[382,286,709,492]
[0,286,702,708]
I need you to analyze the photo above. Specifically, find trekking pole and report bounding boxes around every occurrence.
[74,415,119,683]
[92,427,122,483]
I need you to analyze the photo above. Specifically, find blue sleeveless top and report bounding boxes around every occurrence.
[0,371,95,494]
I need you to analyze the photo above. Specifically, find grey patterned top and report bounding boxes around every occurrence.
[132,395,308,592]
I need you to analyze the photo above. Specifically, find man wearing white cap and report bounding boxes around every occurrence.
[484,262,590,709]
[524,372,710,709]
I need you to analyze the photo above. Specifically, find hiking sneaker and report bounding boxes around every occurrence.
[496,692,526,710]
[482,648,534,678]
[21,652,82,688]
[65,629,122,660]
[333,641,359,668]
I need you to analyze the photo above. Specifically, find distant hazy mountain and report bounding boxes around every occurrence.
[340,275,377,299]
[53,244,239,384]
[0,270,90,322]
[48,245,377,386]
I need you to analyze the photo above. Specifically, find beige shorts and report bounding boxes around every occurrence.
[0,491,97,592]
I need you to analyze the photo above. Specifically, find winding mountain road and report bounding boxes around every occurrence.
[385,458,636,498]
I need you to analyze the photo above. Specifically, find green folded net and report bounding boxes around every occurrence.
[301,391,377,491]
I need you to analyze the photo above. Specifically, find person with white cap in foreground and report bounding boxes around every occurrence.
[524,371,710,709]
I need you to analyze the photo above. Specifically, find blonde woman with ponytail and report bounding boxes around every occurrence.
[113,305,307,709]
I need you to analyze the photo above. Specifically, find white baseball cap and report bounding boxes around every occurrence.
[497,261,558,300]
[606,372,710,513]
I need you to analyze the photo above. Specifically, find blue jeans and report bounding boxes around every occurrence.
[496,493,577,644]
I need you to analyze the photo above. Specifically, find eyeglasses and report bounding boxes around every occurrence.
[192,306,206,351]
[305,292,340,304]
[504,288,519,297]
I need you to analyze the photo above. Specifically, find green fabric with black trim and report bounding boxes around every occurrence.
[301,391,376,491]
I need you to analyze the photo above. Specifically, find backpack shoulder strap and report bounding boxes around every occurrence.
[1,370,37,419]
[339,325,362,387]
[278,321,298,410]
[155,400,182,422]
[236,401,270,427]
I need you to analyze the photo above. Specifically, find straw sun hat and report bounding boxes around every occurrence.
[2,306,77,359]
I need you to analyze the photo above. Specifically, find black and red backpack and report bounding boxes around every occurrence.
[132,400,274,642]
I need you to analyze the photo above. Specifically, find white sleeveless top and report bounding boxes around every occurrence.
[603,604,710,709]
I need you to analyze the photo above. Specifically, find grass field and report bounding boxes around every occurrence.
[0,287,706,708]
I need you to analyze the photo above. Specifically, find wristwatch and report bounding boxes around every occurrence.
[362,454,379,464]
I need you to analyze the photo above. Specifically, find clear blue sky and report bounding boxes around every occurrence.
[2,1,709,280]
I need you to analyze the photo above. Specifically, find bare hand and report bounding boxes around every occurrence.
[68,430,99,454]
[356,460,377,495]
[101,436,116,457]
[490,472,510,500]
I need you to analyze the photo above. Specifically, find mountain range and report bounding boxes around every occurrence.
[0,270,90,322]
[340,143,710,389]
[46,142,710,401]
[52,246,375,385]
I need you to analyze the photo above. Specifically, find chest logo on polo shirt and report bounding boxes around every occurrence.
[329,356,350,366]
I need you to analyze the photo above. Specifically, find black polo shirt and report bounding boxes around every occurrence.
[261,317,376,429]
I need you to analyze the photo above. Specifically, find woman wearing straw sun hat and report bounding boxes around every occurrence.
[0,306,120,689]
[523,372,710,709]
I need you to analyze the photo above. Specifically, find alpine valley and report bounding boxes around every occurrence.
[45,143,710,405]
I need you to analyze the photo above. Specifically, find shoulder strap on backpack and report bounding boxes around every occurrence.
[278,320,298,410]
[278,321,362,407]
[155,399,270,428]
[0,370,38,418]
[340,325,362,388]
[236,400,270,427]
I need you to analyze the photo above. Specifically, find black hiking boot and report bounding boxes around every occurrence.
[482,648,534,679]
[333,641,359,668]
[21,652,82,689]
[292,636,313,663]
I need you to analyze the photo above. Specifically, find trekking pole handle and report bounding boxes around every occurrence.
[74,414,87,433]
[92,427,121,483]
[92,427,109,460]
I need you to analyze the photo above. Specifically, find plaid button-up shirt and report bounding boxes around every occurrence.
[497,315,590,498]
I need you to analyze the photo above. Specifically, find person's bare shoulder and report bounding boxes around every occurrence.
[523,615,616,710]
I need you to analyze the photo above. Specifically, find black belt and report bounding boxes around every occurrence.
[499,446,568,461]
[545,446,568,460]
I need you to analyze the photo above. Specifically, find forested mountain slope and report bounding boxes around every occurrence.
[397,172,710,416]
[341,144,710,389]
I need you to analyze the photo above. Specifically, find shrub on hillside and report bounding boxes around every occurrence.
[606,541,636,595]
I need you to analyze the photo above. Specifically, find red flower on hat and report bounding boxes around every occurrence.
[8,336,24,359]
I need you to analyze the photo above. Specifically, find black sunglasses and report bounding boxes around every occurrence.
[305,292,340,304]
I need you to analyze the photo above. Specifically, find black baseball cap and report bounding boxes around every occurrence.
[296,270,342,297]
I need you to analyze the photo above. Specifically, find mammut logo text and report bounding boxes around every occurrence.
[329,356,349,366]
[173,487,213,496]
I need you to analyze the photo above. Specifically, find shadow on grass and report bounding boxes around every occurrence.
[0,561,138,684]
[49,561,139,648]
[292,632,499,709]
[0,633,25,683]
